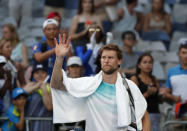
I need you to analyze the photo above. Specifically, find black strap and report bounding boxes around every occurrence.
[122,77,135,109]
[122,77,137,130]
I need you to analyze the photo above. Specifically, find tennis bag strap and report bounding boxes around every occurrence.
[122,77,138,130]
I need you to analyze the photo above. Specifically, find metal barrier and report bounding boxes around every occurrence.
[162,120,187,131]
[0,117,54,131]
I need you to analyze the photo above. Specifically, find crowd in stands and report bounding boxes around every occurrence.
[0,0,187,130]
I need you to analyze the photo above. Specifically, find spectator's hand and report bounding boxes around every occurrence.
[17,97,26,112]
[54,34,71,58]
[173,95,181,103]
[117,8,124,20]
[40,82,47,90]
[87,31,97,50]
[147,87,157,96]
[3,70,12,81]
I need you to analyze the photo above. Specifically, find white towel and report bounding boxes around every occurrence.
[51,70,147,130]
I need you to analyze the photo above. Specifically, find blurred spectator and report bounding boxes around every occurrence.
[94,0,119,33]
[69,0,103,51]
[142,0,171,50]
[57,56,85,131]
[8,0,33,27]
[131,53,161,131]
[47,12,62,29]
[113,0,143,34]
[1,24,29,69]
[0,87,27,131]
[43,0,65,18]
[32,19,59,79]
[160,41,187,130]
[0,39,26,87]
[0,56,12,115]
[24,64,52,131]
[76,24,105,76]
[120,31,140,78]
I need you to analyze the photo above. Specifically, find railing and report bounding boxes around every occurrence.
[0,117,54,131]
[162,120,187,131]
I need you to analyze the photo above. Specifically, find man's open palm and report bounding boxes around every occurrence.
[54,34,71,57]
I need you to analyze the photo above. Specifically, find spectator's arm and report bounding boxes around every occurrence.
[40,83,53,110]
[117,8,125,20]
[69,16,87,41]
[76,46,92,64]
[135,12,143,32]
[120,68,136,75]
[21,44,29,69]
[143,13,151,32]
[95,0,118,8]
[23,82,42,94]
[142,111,151,131]
[0,70,12,98]
[16,98,26,131]
[33,48,55,63]
[165,14,171,34]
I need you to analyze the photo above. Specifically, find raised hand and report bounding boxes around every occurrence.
[54,33,71,58]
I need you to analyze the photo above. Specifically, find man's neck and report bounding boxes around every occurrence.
[181,63,187,70]
[102,71,118,84]
[46,39,55,47]
[124,46,133,54]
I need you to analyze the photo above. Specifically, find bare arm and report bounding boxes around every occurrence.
[40,83,53,110]
[142,111,151,131]
[164,14,171,34]
[95,0,118,8]
[21,44,29,69]
[23,82,42,94]
[69,16,87,41]
[33,48,55,63]
[50,34,71,90]
[16,98,26,131]
[143,14,150,32]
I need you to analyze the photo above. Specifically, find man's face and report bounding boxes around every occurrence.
[123,34,136,48]
[179,48,187,66]
[101,50,122,75]
[43,24,58,40]
[67,65,82,78]
[13,95,26,107]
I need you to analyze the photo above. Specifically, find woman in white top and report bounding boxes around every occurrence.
[1,24,28,69]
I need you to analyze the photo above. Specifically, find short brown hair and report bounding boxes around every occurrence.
[99,44,123,60]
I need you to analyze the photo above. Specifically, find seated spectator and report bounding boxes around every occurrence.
[57,56,85,131]
[75,23,105,76]
[120,31,140,78]
[131,53,161,131]
[142,0,171,50]
[24,64,52,131]
[0,56,12,116]
[69,0,102,51]
[113,0,143,35]
[47,12,62,28]
[94,0,119,33]
[43,0,65,18]
[0,87,27,131]
[1,24,29,70]
[32,19,61,79]
[8,0,32,27]
[160,41,187,130]
[0,39,26,87]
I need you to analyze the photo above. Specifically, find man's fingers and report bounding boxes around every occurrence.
[54,38,58,46]
[63,33,66,45]
[59,34,62,45]
[66,36,71,46]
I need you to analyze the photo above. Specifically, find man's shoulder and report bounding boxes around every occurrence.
[168,65,184,76]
